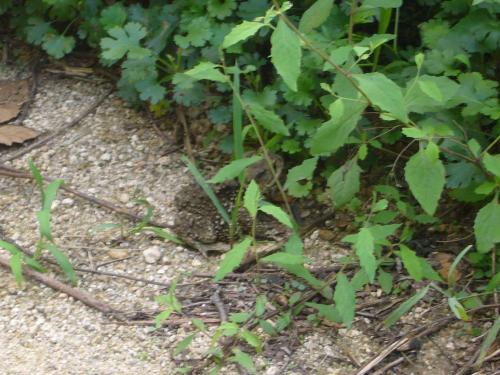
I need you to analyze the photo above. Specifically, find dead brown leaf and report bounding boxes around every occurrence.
[0,79,30,123]
[0,125,39,146]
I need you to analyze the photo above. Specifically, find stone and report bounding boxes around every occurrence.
[62,198,74,206]
[143,246,163,264]
[108,249,129,260]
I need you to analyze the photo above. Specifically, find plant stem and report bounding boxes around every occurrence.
[348,0,357,45]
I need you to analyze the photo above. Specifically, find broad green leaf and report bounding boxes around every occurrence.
[10,252,24,287]
[0,239,22,256]
[222,21,264,49]
[244,180,261,218]
[419,258,442,282]
[174,334,195,356]
[100,23,150,61]
[192,318,206,332]
[418,80,442,102]
[354,73,408,123]
[363,0,402,8]
[255,295,267,317]
[209,156,262,183]
[42,179,63,211]
[183,156,230,225]
[99,3,127,30]
[404,143,445,215]
[354,228,377,282]
[482,153,500,177]
[400,245,423,281]
[448,297,469,321]
[474,199,500,253]
[155,307,173,328]
[280,264,331,298]
[248,103,289,135]
[271,19,302,92]
[310,99,365,155]
[259,204,293,228]
[284,233,303,255]
[43,242,77,285]
[240,330,262,352]
[141,227,183,244]
[378,269,393,293]
[476,316,500,367]
[299,0,333,34]
[184,62,228,83]
[214,237,252,281]
[284,157,318,198]
[306,302,342,323]
[42,34,75,59]
[402,127,426,139]
[351,269,370,291]
[384,286,429,327]
[334,273,356,328]
[328,159,361,208]
[262,252,307,265]
[230,349,255,373]
[325,46,353,68]
[405,75,459,113]
[230,312,251,323]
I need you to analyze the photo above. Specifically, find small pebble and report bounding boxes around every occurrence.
[143,246,163,264]
[108,249,130,260]
[62,198,74,206]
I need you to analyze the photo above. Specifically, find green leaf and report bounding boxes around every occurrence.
[448,297,469,321]
[222,21,264,49]
[42,179,63,211]
[25,17,53,45]
[155,307,173,328]
[310,99,365,155]
[191,318,206,332]
[354,228,377,282]
[184,62,228,83]
[42,242,77,285]
[354,73,408,123]
[214,237,252,281]
[141,227,183,244]
[384,286,429,327]
[474,199,500,253]
[37,210,53,240]
[10,252,24,287]
[183,156,231,225]
[244,180,261,219]
[99,3,127,30]
[419,258,442,282]
[400,245,423,282]
[100,23,151,61]
[363,0,402,8]
[230,349,255,373]
[299,0,333,34]
[404,143,445,215]
[240,330,262,352]
[174,334,195,356]
[209,156,262,183]
[476,316,500,367]
[259,204,293,228]
[262,252,307,265]
[42,34,75,59]
[334,273,356,328]
[284,157,318,198]
[248,103,289,135]
[482,153,500,177]
[328,159,361,208]
[405,75,459,113]
[306,302,342,323]
[418,80,442,102]
[271,19,302,92]
[378,269,393,293]
[255,295,267,317]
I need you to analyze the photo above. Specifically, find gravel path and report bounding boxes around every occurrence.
[0,66,489,374]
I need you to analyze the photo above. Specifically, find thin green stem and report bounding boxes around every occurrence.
[348,0,357,45]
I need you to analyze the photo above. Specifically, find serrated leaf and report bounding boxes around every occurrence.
[354,72,408,123]
[334,273,356,328]
[284,233,303,255]
[482,153,500,177]
[284,157,318,198]
[25,17,53,45]
[214,237,252,281]
[174,334,195,356]
[240,330,262,351]
[418,80,442,102]
[230,349,255,373]
[100,23,150,61]
[42,34,75,59]
[259,204,293,228]
[248,103,289,135]
[244,180,261,218]
[99,3,127,30]
[306,302,342,323]
[400,244,423,281]
[136,80,166,104]
[378,269,393,293]
[328,159,361,208]
[363,0,402,8]
[299,0,333,33]
[42,242,77,285]
[384,286,429,327]
[262,252,307,265]
[404,144,445,215]
[474,199,500,253]
[271,19,302,92]
[191,318,206,332]
[310,99,365,155]
[255,295,267,317]
[355,228,377,282]
[222,21,264,49]
[184,62,228,83]
[209,156,262,183]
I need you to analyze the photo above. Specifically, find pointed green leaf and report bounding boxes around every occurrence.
[448,297,470,321]
[384,286,429,327]
[262,252,307,266]
[328,159,361,208]
[37,210,53,240]
[174,334,195,356]
[248,103,289,135]
[259,203,293,228]
[378,269,393,293]
[141,227,183,244]
[214,237,252,281]
[184,62,228,83]
[244,180,261,218]
[482,153,500,177]
[284,157,318,198]
[271,19,301,91]
[355,228,377,282]
[42,179,63,211]
[354,72,408,123]
[400,244,423,281]
[240,330,262,352]
[222,21,264,49]
[404,144,445,215]
[299,0,333,33]
[474,199,500,253]
[10,252,24,287]
[334,273,356,328]
[476,316,500,367]
[230,349,255,373]
[42,242,77,285]
[209,156,262,183]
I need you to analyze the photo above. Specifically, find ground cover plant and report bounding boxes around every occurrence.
[0,0,499,373]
